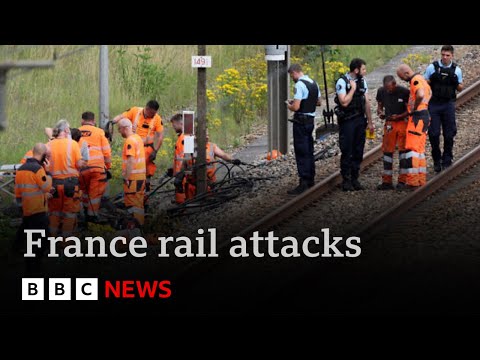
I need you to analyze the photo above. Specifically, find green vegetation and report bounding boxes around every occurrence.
[402,53,432,70]
[0,44,409,172]
[0,45,262,171]
[292,45,409,93]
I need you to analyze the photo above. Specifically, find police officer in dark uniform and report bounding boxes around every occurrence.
[287,64,321,195]
[334,58,374,191]
[424,45,464,172]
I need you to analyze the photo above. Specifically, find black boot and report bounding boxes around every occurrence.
[351,178,364,191]
[429,135,441,168]
[377,182,394,190]
[287,179,310,195]
[342,178,354,191]
[145,178,151,192]
[443,136,454,168]
[86,214,99,223]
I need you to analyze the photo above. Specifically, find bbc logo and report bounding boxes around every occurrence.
[22,278,98,300]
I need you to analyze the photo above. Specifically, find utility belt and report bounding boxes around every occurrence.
[291,113,314,125]
[52,177,79,198]
[334,106,364,123]
[52,177,79,186]
[80,166,105,172]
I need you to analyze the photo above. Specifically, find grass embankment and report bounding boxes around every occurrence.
[0,45,409,198]
[0,45,262,168]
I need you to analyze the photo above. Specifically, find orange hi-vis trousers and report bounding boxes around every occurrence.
[79,168,107,217]
[400,110,431,187]
[48,178,81,237]
[124,179,145,225]
[144,145,156,178]
[175,178,186,204]
[381,120,407,184]
[184,177,214,201]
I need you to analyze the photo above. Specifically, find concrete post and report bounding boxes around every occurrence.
[265,45,289,155]
[99,45,109,129]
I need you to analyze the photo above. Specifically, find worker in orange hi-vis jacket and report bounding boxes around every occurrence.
[14,142,52,272]
[184,130,241,201]
[46,120,85,237]
[78,111,112,222]
[396,64,432,189]
[118,118,146,226]
[113,100,164,193]
[169,113,186,204]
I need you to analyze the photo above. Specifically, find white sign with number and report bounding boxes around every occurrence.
[192,56,212,68]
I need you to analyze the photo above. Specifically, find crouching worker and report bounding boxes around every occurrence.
[118,119,146,226]
[14,143,52,273]
[170,113,186,204]
[184,132,241,201]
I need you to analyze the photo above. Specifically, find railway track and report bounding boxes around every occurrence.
[174,78,480,312]
[238,78,480,238]
[359,142,480,240]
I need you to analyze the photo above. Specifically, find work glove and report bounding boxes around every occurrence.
[174,173,184,192]
[149,149,158,162]
[166,168,174,177]
[231,159,242,166]
[104,121,114,142]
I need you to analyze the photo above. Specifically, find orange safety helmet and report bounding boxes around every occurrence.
[266,150,282,160]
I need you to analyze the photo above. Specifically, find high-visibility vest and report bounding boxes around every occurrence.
[20,149,33,164]
[123,107,163,145]
[206,142,216,182]
[173,133,185,175]
[185,142,217,183]
[15,158,52,216]
[122,133,146,180]
[79,125,112,171]
[408,74,432,112]
[48,138,82,179]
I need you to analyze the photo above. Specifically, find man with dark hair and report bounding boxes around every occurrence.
[424,45,464,172]
[81,111,95,121]
[113,100,164,192]
[334,58,374,191]
[286,63,321,195]
[70,128,82,142]
[376,75,410,190]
